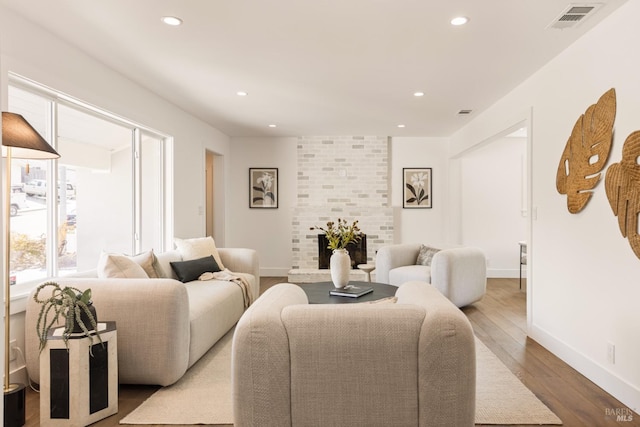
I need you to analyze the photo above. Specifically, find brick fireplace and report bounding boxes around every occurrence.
[289,136,393,282]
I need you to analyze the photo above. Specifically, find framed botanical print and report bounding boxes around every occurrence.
[249,168,278,208]
[403,168,432,209]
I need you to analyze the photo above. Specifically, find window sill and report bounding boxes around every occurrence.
[9,291,29,315]
[9,277,57,316]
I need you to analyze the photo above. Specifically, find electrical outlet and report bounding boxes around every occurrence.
[607,342,615,364]
[9,339,17,361]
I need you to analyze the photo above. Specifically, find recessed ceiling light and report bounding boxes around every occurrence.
[414,92,425,97]
[161,16,183,26]
[237,91,248,96]
[268,124,277,128]
[450,16,469,26]
[397,124,406,128]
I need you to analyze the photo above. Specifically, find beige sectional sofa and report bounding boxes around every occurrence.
[25,246,259,386]
[232,281,476,427]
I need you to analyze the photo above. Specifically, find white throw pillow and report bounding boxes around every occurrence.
[174,236,225,270]
[97,252,149,279]
[130,250,163,278]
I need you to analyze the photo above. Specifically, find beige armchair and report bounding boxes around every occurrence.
[232,281,476,427]
[375,244,487,307]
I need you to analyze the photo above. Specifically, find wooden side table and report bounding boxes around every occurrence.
[40,322,118,427]
[357,264,375,282]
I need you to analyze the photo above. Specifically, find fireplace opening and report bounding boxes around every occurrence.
[317,234,367,269]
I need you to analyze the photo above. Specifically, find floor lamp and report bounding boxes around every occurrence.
[2,112,60,427]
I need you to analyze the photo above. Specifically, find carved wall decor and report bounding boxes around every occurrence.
[556,88,616,213]
[605,131,640,259]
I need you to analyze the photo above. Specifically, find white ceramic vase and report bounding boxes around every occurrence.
[330,248,351,288]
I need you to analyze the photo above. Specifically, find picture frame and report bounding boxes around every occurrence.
[403,168,432,209]
[249,168,278,208]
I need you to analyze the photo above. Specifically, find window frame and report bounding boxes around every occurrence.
[7,74,174,303]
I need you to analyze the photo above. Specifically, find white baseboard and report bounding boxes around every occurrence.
[487,268,523,278]
[260,267,291,277]
[530,324,640,414]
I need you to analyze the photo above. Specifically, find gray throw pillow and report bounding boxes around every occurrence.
[416,245,440,266]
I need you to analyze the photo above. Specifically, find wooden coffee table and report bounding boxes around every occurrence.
[302,281,397,304]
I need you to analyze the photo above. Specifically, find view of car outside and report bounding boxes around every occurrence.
[9,160,77,285]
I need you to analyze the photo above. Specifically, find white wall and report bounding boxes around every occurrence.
[451,0,640,412]
[460,136,527,277]
[228,137,297,276]
[390,137,450,246]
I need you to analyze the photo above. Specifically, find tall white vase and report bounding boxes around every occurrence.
[330,248,351,288]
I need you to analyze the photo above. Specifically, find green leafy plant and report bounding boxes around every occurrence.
[10,232,46,270]
[311,218,362,250]
[33,282,102,352]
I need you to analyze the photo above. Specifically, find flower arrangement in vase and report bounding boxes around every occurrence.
[311,218,362,250]
[311,218,362,288]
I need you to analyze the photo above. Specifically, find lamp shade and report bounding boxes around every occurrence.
[2,112,60,159]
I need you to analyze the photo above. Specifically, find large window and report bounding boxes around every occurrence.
[7,78,172,297]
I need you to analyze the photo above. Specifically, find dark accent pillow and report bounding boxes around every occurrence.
[170,255,221,283]
[416,245,440,266]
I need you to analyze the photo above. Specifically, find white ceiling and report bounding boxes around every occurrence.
[1,0,629,138]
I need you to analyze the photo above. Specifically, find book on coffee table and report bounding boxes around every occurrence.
[329,285,374,298]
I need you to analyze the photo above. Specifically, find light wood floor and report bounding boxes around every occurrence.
[23,278,639,427]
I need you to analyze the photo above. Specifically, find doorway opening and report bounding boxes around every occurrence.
[453,118,531,296]
[205,150,224,243]
[206,151,214,237]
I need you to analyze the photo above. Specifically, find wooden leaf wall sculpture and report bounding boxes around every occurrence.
[605,131,640,259]
[556,88,616,213]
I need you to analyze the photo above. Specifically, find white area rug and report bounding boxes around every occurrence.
[120,330,234,425]
[121,330,562,425]
[474,338,562,425]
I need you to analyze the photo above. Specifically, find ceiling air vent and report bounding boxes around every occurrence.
[457,109,473,116]
[548,3,602,30]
